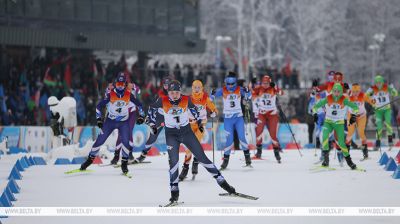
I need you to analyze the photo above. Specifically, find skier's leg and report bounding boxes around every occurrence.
[266,113,281,162]
[357,115,368,158]
[255,114,267,158]
[118,120,132,174]
[234,117,251,165]
[321,122,333,167]
[334,123,357,169]
[221,117,235,169]
[111,134,122,164]
[346,118,356,146]
[182,130,235,194]
[127,111,137,160]
[81,119,115,170]
[166,133,181,202]
[375,110,384,149]
[384,109,394,146]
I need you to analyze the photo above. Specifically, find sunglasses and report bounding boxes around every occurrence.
[227,82,235,86]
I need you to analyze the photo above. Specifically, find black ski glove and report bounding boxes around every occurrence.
[312,79,319,87]
[349,114,357,125]
[211,89,216,95]
[313,113,318,123]
[344,83,349,90]
[136,116,145,125]
[97,118,103,129]
[149,124,158,135]
[270,82,276,88]
[199,124,204,133]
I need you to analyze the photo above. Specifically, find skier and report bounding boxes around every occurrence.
[179,80,218,181]
[346,83,375,160]
[312,83,359,169]
[147,80,238,205]
[109,81,142,164]
[309,71,335,162]
[252,75,284,162]
[366,75,398,150]
[210,71,252,170]
[134,76,172,163]
[79,73,145,175]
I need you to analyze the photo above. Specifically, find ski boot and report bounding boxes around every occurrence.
[255,145,262,159]
[192,158,199,175]
[80,155,95,171]
[321,150,329,167]
[344,156,357,170]
[373,140,381,151]
[121,159,129,174]
[170,190,179,203]
[361,144,369,160]
[273,147,281,163]
[244,150,252,167]
[220,155,230,170]
[219,180,236,194]
[179,164,189,181]
[316,137,321,149]
[110,150,120,165]
[135,151,148,163]
[388,135,394,150]
[351,140,359,149]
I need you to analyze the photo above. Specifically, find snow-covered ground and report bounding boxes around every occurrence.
[1,147,399,224]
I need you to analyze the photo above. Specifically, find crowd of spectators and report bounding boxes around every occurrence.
[0,47,303,126]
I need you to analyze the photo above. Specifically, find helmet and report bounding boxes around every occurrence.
[261,75,272,83]
[351,83,361,93]
[168,80,182,92]
[48,96,59,107]
[162,76,172,86]
[332,83,343,97]
[114,72,127,92]
[327,70,336,81]
[374,75,384,84]
[333,72,343,83]
[225,71,237,91]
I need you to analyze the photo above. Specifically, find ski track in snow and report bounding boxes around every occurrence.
[1,148,399,224]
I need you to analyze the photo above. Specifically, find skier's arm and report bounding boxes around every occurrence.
[130,94,145,117]
[240,87,252,100]
[363,93,375,106]
[147,98,162,125]
[210,88,223,101]
[344,98,359,115]
[308,97,316,115]
[205,96,218,113]
[389,84,398,97]
[312,98,327,114]
[95,94,110,119]
[365,87,374,97]
[188,98,201,122]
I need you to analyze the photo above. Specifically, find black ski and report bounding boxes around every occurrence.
[191,174,196,180]
[159,201,184,207]
[219,192,259,200]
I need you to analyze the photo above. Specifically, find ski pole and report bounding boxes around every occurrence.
[211,117,215,164]
[277,105,303,157]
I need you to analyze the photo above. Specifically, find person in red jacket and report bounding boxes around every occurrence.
[252,75,284,163]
